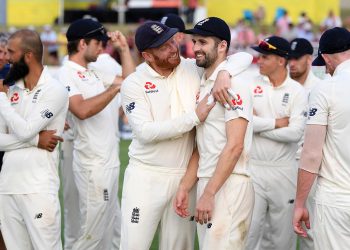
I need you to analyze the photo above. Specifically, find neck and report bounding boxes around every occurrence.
[291,70,309,85]
[268,68,288,87]
[148,62,174,77]
[204,56,226,80]
[69,53,88,68]
[24,64,44,90]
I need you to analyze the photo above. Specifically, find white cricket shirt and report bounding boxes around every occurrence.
[251,75,308,164]
[307,59,350,202]
[196,61,254,177]
[0,67,68,194]
[58,60,119,170]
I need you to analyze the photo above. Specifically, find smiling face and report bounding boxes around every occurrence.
[192,35,220,69]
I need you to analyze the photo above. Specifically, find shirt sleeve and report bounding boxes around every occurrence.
[306,81,330,126]
[58,69,81,97]
[253,116,276,132]
[259,88,308,143]
[121,76,200,144]
[224,52,253,77]
[0,84,68,141]
[225,79,252,122]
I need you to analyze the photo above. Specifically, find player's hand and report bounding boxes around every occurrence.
[275,117,289,128]
[64,120,70,131]
[173,186,190,218]
[110,76,123,93]
[108,31,129,52]
[38,130,63,152]
[195,192,214,225]
[293,206,310,238]
[195,94,215,122]
[0,80,8,93]
[212,70,232,109]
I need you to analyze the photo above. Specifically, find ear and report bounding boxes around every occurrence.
[141,51,154,63]
[78,39,87,52]
[23,51,32,64]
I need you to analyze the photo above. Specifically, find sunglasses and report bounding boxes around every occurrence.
[85,26,106,36]
[258,40,288,56]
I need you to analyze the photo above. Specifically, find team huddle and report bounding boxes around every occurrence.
[0,13,350,250]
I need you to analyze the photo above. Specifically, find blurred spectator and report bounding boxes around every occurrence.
[343,16,350,31]
[276,10,292,37]
[254,5,266,25]
[237,21,256,49]
[186,0,198,24]
[0,33,10,80]
[57,27,68,63]
[321,10,342,29]
[40,24,59,65]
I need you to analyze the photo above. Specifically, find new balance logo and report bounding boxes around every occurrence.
[125,102,135,114]
[131,207,140,223]
[151,24,163,34]
[34,213,43,219]
[40,109,53,119]
[309,108,317,117]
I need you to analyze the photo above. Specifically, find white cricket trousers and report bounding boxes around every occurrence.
[0,193,62,250]
[72,166,120,250]
[60,138,80,250]
[246,161,297,250]
[313,187,350,250]
[197,174,254,250]
[120,163,196,250]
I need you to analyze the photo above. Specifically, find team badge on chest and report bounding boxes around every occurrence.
[10,92,20,104]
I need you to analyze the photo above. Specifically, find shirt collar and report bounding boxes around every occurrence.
[202,60,227,84]
[14,66,49,90]
[144,61,178,79]
[333,59,350,76]
[65,60,88,72]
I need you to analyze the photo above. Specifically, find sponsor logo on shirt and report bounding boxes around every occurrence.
[32,89,42,103]
[77,71,88,81]
[231,94,244,111]
[125,102,135,113]
[309,108,317,117]
[10,92,20,104]
[253,86,263,97]
[144,82,158,94]
[40,109,54,119]
[131,207,140,223]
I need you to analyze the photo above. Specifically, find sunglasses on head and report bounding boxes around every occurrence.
[85,26,105,36]
[258,40,288,56]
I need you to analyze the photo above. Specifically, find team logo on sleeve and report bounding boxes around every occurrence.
[10,92,20,104]
[40,109,54,119]
[309,108,318,117]
[231,94,243,111]
[77,71,88,81]
[125,102,135,113]
[144,82,158,94]
[253,86,263,97]
[66,86,71,92]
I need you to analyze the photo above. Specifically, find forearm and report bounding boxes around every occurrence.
[0,133,37,151]
[179,147,199,192]
[253,115,275,132]
[260,126,304,142]
[118,46,135,78]
[295,169,317,208]
[72,84,119,120]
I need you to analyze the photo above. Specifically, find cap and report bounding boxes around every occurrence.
[66,18,109,42]
[251,36,290,58]
[135,21,178,52]
[312,27,350,66]
[160,14,185,32]
[184,17,231,47]
[289,38,313,59]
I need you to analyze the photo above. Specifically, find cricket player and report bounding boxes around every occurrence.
[120,21,252,250]
[289,37,320,250]
[246,36,308,250]
[0,29,68,249]
[293,27,350,250]
[58,18,135,250]
[174,17,255,249]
